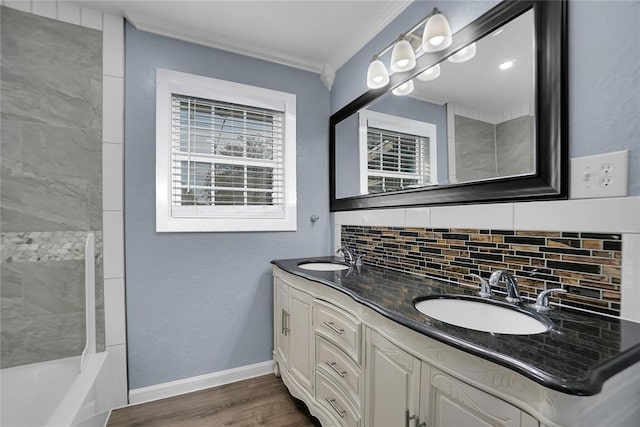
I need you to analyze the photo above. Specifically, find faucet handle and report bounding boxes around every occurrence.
[470,274,491,298]
[532,288,567,312]
[336,246,354,264]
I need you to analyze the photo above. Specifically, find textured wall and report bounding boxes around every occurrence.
[0,7,104,368]
[331,0,640,196]
[125,25,331,389]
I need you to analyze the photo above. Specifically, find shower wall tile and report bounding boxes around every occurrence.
[1,6,105,368]
[22,260,85,315]
[0,263,23,319]
[103,143,123,211]
[21,125,102,185]
[0,312,85,368]
[103,76,124,144]
[454,115,497,182]
[0,120,22,173]
[1,173,91,231]
[0,7,101,129]
[496,115,534,177]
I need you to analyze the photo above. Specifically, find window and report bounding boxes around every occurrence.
[156,69,296,232]
[358,110,437,195]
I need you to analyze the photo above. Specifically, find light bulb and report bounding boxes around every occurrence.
[392,80,414,96]
[429,35,445,46]
[416,64,441,81]
[448,42,477,63]
[390,39,416,73]
[422,12,452,53]
[367,58,389,89]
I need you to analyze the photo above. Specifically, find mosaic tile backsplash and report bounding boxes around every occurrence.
[342,226,622,316]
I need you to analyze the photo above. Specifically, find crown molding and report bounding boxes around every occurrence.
[126,12,325,75]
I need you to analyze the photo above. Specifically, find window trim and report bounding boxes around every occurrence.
[156,69,296,232]
[358,110,437,195]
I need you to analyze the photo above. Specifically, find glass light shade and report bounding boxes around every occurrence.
[366,59,390,89]
[416,64,441,81]
[422,13,452,52]
[448,42,477,63]
[392,80,414,96]
[390,39,417,73]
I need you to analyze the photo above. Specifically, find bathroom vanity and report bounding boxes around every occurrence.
[272,258,640,427]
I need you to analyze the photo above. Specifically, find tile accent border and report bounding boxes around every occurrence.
[342,226,623,316]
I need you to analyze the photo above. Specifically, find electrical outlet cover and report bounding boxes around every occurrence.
[570,151,629,199]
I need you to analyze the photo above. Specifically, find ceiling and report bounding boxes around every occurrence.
[75,0,412,87]
[410,9,535,116]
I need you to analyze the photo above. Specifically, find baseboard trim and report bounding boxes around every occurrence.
[128,360,274,405]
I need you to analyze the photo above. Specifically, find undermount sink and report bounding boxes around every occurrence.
[298,261,350,271]
[414,296,550,335]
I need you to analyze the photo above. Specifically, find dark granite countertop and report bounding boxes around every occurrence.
[272,257,640,396]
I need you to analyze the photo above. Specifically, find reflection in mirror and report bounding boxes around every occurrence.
[335,9,536,199]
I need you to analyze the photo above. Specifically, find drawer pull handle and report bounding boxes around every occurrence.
[281,309,290,336]
[325,397,346,418]
[323,321,344,335]
[325,361,347,377]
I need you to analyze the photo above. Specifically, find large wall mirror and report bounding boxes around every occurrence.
[330,0,567,211]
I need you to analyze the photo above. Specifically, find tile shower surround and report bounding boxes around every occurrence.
[341,226,622,316]
[0,7,104,368]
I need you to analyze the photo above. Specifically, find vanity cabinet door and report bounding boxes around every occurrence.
[287,286,314,393]
[428,368,538,427]
[273,277,313,393]
[365,329,421,427]
[274,277,289,367]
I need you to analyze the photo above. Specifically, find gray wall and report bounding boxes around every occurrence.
[331,0,640,196]
[125,25,331,389]
[0,7,104,368]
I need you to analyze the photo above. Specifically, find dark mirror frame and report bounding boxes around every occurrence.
[330,0,567,211]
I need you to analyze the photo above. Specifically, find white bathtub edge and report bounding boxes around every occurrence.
[47,352,109,427]
[128,360,274,405]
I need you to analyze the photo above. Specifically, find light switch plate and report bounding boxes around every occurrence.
[570,150,629,199]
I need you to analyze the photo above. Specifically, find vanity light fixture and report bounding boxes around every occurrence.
[365,7,452,88]
[392,80,414,96]
[499,59,516,70]
[390,36,417,73]
[416,63,441,81]
[448,42,477,63]
[422,8,453,52]
[366,56,390,89]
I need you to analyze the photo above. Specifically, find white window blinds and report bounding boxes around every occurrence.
[367,126,430,193]
[171,94,285,218]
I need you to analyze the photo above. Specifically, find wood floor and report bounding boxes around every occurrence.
[107,374,321,427]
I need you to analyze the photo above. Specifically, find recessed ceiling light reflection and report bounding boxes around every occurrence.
[499,59,515,70]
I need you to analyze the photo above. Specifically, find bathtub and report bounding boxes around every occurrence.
[1,352,111,427]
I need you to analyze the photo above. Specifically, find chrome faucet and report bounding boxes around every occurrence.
[469,274,492,298]
[489,270,521,303]
[532,288,567,312]
[335,246,354,264]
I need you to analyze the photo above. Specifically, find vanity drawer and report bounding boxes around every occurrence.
[316,335,362,407]
[314,300,361,363]
[316,371,361,427]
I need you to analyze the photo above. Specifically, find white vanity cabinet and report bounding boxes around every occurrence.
[272,266,640,427]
